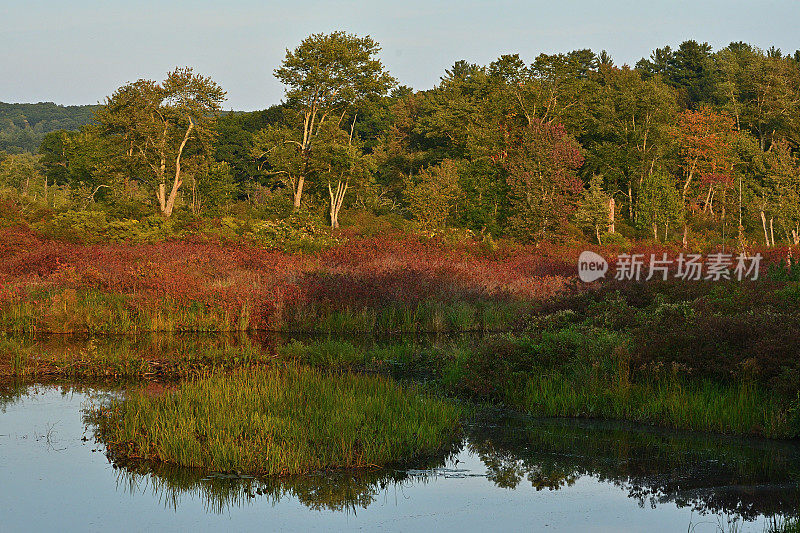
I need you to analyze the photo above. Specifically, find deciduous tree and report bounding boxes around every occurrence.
[97,68,225,217]
[271,32,395,209]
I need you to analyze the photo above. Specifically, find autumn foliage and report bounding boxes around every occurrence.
[0,226,577,332]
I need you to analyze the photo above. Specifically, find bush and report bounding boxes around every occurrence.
[248,211,342,252]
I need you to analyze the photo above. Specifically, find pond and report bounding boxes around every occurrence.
[1,383,798,532]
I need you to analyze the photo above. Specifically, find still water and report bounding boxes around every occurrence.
[0,384,798,532]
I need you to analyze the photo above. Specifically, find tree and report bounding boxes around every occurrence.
[0,152,43,199]
[575,174,611,243]
[317,119,372,228]
[193,161,237,214]
[39,127,124,196]
[714,44,800,150]
[635,169,683,241]
[676,108,736,216]
[583,65,678,222]
[97,67,226,217]
[502,119,584,241]
[763,138,800,244]
[404,159,462,230]
[271,32,395,209]
[637,40,715,105]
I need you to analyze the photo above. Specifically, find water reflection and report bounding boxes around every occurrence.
[467,415,800,520]
[95,408,800,521]
[112,459,456,515]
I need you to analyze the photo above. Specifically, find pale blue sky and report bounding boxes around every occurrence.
[2,0,799,110]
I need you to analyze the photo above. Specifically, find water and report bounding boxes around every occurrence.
[1,383,797,532]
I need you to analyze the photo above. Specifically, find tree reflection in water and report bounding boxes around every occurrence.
[102,413,800,521]
[467,415,800,520]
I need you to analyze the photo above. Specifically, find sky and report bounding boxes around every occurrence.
[2,0,799,111]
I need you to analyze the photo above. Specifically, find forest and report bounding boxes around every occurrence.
[0,33,798,249]
[0,101,99,154]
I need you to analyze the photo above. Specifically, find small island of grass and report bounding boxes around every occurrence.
[91,365,462,475]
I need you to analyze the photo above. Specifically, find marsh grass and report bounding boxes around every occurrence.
[274,336,800,439]
[0,289,255,334]
[1,288,524,335]
[514,372,798,439]
[91,365,462,475]
[0,335,274,379]
[280,300,525,334]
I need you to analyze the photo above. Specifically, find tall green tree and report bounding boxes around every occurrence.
[404,159,463,230]
[635,169,683,241]
[583,65,678,222]
[637,40,715,105]
[97,67,226,217]
[270,32,395,210]
[763,138,800,244]
[574,174,612,243]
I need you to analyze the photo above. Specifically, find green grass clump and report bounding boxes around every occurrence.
[515,372,798,439]
[92,365,461,475]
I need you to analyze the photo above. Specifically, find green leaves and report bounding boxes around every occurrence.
[275,32,396,112]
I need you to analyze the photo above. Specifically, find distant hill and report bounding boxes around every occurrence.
[0,102,100,154]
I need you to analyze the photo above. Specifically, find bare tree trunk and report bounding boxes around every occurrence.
[653,222,658,241]
[293,175,305,209]
[328,180,348,229]
[292,105,319,210]
[191,175,199,215]
[703,185,713,213]
[682,163,695,203]
[163,119,194,217]
[158,183,166,212]
[628,185,633,220]
[157,122,168,211]
[608,197,615,233]
[682,224,688,247]
[762,211,770,246]
[770,218,776,247]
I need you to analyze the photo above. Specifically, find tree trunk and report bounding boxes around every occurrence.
[293,175,305,209]
[163,119,194,217]
[770,218,775,247]
[328,180,348,229]
[157,121,168,211]
[627,185,633,220]
[608,197,615,233]
[761,211,770,246]
[158,183,166,212]
[682,224,688,247]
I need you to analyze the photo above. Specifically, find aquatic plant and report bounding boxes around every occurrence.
[91,364,462,475]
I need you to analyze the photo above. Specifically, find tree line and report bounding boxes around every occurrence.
[2,33,800,246]
[0,102,99,154]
